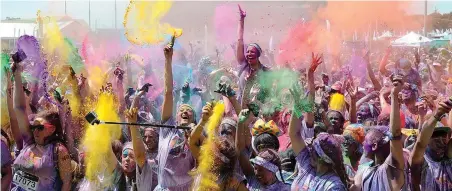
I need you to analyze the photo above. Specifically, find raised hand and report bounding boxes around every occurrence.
[238,109,253,124]
[214,82,236,98]
[164,45,174,60]
[309,52,323,73]
[346,81,358,100]
[391,74,404,95]
[200,102,214,123]
[238,4,246,18]
[138,83,153,94]
[125,107,138,123]
[113,67,125,81]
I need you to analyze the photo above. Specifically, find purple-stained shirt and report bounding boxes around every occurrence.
[154,117,195,191]
[247,174,290,191]
[291,148,347,191]
[421,153,452,191]
[237,61,269,104]
[1,140,12,167]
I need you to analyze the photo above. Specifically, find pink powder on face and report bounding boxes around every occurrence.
[214,4,237,44]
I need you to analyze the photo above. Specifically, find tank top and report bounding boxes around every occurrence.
[11,143,62,191]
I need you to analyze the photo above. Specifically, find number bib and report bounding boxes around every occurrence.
[12,170,39,191]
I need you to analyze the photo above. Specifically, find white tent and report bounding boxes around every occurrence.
[391,31,432,47]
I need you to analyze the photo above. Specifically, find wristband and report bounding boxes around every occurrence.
[434,114,444,121]
[389,133,402,141]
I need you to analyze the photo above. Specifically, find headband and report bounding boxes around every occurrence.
[248,43,262,57]
[252,119,280,137]
[122,142,133,153]
[250,156,279,173]
[313,139,334,165]
[220,118,237,128]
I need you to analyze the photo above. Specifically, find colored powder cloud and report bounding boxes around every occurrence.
[123,0,183,45]
[82,93,121,183]
[214,4,236,44]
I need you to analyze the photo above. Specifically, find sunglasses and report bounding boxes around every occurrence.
[29,123,54,132]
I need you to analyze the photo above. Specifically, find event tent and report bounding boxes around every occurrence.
[391,31,432,47]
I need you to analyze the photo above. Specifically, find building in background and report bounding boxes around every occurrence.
[1,16,89,52]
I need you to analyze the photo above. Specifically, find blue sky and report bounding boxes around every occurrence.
[1,0,452,29]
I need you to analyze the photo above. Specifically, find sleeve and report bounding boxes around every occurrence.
[1,141,12,167]
[136,160,157,191]
[295,147,311,173]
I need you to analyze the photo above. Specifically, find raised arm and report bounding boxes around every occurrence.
[410,100,451,166]
[364,51,382,91]
[236,5,246,65]
[189,103,212,160]
[124,106,147,170]
[378,46,391,76]
[387,75,405,191]
[236,109,254,177]
[161,45,174,123]
[5,70,22,150]
[346,82,358,124]
[288,84,307,154]
[306,53,322,128]
[11,61,32,142]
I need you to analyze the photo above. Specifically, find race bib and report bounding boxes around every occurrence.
[12,170,39,191]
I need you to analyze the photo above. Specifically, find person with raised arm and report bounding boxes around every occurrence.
[351,74,406,191]
[409,98,452,191]
[155,41,195,191]
[10,56,72,191]
[289,75,348,190]
[235,4,269,108]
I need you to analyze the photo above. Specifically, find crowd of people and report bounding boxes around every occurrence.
[1,5,452,191]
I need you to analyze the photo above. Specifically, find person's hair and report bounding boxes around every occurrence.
[253,133,280,152]
[213,137,236,183]
[35,110,65,145]
[111,140,123,161]
[363,127,389,154]
[279,148,296,172]
[360,102,381,119]
[314,133,348,187]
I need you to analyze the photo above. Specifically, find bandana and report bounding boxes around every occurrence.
[252,119,280,137]
[250,156,279,173]
[313,139,334,165]
[248,43,262,57]
[220,118,237,128]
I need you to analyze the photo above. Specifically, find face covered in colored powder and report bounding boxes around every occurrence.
[357,104,372,123]
[143,128,158,152]
[31,118,56,145]
[177,105,195,126]
[253,164,275,185]
[427,130,450,161]
[121,148,136,173]
[246,45,259,65]
[219,123,236,141]
[326,111,344,134]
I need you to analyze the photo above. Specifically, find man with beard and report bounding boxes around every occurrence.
[409,99,452,191]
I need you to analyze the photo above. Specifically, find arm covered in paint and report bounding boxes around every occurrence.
[236,109,254,177]
[5,70,22,150]
[236,5,246,65]
[306,53,322,128]
[189,103,212,161]
[56,144,72,191]
[365,52,382,91]
[387,76,405,191]
[126,106,147,169]
[378,47,391,76]
[161,46,174,123]
[410,101,452,166]
[11,62,33,143]
[288,111,306,155]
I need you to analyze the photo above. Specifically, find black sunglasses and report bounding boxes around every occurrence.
[30,125,45,131]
